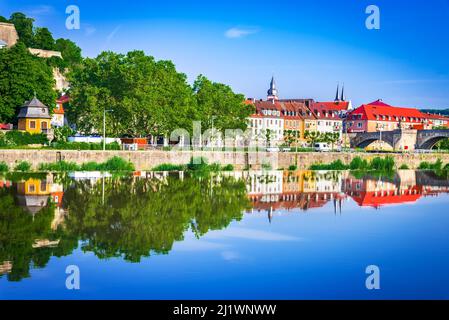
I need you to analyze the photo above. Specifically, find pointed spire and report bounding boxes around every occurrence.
[267,76,278,101]
[340,84,345,101]
[334,83,340,102]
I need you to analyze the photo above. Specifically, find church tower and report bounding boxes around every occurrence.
[267,76,279,101]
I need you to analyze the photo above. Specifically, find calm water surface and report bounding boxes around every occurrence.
[1,170,449,300]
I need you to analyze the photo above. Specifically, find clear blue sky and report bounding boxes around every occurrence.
[1,0,449,109]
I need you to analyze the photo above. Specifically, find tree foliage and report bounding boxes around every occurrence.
[68,51,250,138]
[0,42,56,123]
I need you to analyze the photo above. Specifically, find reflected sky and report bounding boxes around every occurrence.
[1,170,449,300]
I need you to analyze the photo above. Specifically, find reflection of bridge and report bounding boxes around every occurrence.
[351,129,449,150]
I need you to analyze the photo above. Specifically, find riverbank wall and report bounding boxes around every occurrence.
[1,149,449,171]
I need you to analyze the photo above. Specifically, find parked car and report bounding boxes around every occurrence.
[266,147,280,152]
[314,142,331,152]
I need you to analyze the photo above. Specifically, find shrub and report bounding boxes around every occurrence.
[52,141,121,150]
[0,161,8,172]
[14,161,32,172]
[80,162,101,171]
[310,159,348,171]
[370,156,395,171]
[187,157,209,171]
[399,164,410,170]
[1,131,48,146]
[288,165,298,171]
[349,157,369,170]
[39,161,79,172]
[262,162,273,170]
[209,163,222,172]
[419,159,443,170]
[152,163,185,172]
[99,156,135,171]
[222,164,235,171]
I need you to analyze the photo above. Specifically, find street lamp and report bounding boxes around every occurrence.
[103,108,113,151]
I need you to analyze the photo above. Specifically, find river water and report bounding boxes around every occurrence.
[1,170,449,299]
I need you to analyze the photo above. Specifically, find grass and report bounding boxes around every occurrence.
[310,156,396,172]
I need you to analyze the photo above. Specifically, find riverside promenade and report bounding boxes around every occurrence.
[1,149,449,171]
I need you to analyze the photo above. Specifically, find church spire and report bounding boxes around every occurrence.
[334,83,340,102]
[267,76,278,101]
[340,84,345,101]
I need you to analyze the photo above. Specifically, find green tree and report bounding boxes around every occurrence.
[0,42,56,123]
[68,50,195,137]
[193,75,254,134]
[54,38,82,69]
[9,12,35,47]
[0,16,9,23]
[304,130,321,147]
[33,27,55,50]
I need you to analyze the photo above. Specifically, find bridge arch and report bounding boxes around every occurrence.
[355,139,394,149]
[417,130,449,149]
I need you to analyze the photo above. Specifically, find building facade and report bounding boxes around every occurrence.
[346,100,432,133]
[18,97,52,134]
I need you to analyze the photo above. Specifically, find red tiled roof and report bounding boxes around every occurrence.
[312,101,350,112]
[348,100,425,122]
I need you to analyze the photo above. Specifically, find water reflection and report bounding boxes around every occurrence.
[1,170,449,282]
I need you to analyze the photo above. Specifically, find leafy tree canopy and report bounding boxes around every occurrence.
[0,42,56,123]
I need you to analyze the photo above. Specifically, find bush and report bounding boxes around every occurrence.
[262,162,273,170]
[39,161,79,172]
[310,159,348,171]
[53,126,75,143]
[222,164,235,171]
[152,163,185,172]
[288,165,298,171]
[0,161,9,172]
[349,157,369,170]
[51,141,121,150]
[370,156,395,171]
[187,157,209,171]
[99,156,135,171]
[0,131,48,147]
[399,164,410,170]
[14,161,32,172]
[419,159,443,170]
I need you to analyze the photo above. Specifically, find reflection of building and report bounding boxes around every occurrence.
[344,171,449,209]
[246,170,346,215]
[15,175,67,230]
[16,178,51,215]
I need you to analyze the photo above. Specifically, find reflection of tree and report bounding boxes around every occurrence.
[0,187,77,282]
[62,175,251,262]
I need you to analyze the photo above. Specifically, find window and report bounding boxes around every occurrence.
[28,185,36,193]
[357,122,363,128]
[29,121,36,129]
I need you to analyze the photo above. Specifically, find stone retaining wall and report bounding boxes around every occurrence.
[1,149,448,170]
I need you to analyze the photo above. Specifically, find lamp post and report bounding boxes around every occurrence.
[103,108,113,151]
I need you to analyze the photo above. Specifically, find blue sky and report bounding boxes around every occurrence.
[1,0,449,108]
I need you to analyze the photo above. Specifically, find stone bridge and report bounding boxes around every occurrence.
[351,129,449,150]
